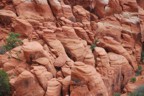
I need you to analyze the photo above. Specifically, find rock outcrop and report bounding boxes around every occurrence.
[0,0,144,96]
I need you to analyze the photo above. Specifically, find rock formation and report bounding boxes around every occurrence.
[0,0,144,96]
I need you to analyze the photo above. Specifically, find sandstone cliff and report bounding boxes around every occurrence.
[0,0,144,96]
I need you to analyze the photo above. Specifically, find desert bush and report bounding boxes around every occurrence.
[90,39,100,51]
[113,92,121,96]
[128,85,144,96]
[0,70,10,96]
[0,32,22,55]
[3,32,22,51]
[141,44,144,63]
[0,46,6,54]
[135,65,142,76]
[90,43,96,51]
[130,77,136,83]
[141,51,144,63]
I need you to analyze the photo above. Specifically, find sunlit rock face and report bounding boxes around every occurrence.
[0,0,144,96]
[98,0,109,5]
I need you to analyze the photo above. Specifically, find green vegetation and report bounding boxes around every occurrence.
[113,92,121,96]
[4,32,22,51]
[128,85,144,96]
[90,39,100,51]
[135,65,142,76]
[0,32,22,55]
[0,46,6,54]
[130,77,136,83]
[113,85,144,96]
[141,50,144,63]
[141,43,144,63]
[90,43,96,51]
[0,70,10,96]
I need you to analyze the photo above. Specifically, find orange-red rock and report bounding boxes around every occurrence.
[13,71,45,96]
[0,0,144,95]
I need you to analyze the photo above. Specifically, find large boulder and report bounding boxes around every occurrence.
[13,0,54,21]
[0,9,16,26]
[94,47,134,95]
[13,71,45,96]
[34,57,57,77]
[31,66,53,90]
[99,36,138,70]
[70,85,92,96]
[59,76,71,96]
[48,0,63,18]
[22,41,44,63]
[108,53,134,92]
[0,9,16,18]
[12,18,34,37]
[71,62,109,96]
[73,5,90,22]
[45,78,62,96]
[56,26,95,66]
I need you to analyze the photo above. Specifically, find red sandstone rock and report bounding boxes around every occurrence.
[71,62,109,96]
[59,76,71,96]
[125,76,144,93]
[70,85,92,96]
[12,18,34,37]
[99,36,138,70]
[45,78,62,96]
[13,71,45,96]
[22,41,45,63]
[108,53,134,92]
[0,9,16,18]
[0,0,144,95]
[13,0,54,21]
[31,66,53,90]
[34,57,57,77]
[73,5,90,22]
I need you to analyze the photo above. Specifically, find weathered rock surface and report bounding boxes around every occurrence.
[13,71,45,96]
[71,62,109,96]
[0,0,144,96]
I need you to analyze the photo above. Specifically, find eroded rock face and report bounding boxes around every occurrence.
[13,0,54,21]
[31,66,53,90]
[71,62,109,96]
[0,0,144,96]
[125,76,144,93]
[13,71,45,96]
[99,36,138,70]
[108,53,134,93]
[93,47,134,95]
[22,41,44,63]
[45,78,62,96]
[12,18,34,37]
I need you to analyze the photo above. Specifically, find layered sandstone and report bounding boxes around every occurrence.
[0,0,144,96]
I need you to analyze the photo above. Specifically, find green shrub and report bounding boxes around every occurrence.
[113,92,121,96]
[0,46,6,54]
[90,39,100,51]
[130,77,136,83]
[141,42,144,63]
[0,70,10,96]
[135,65,142,76]
[90,43,96,51]
[128,85,144,96]
[141,49,144,63]
[138,65,142,70]
[4,32,22,51]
